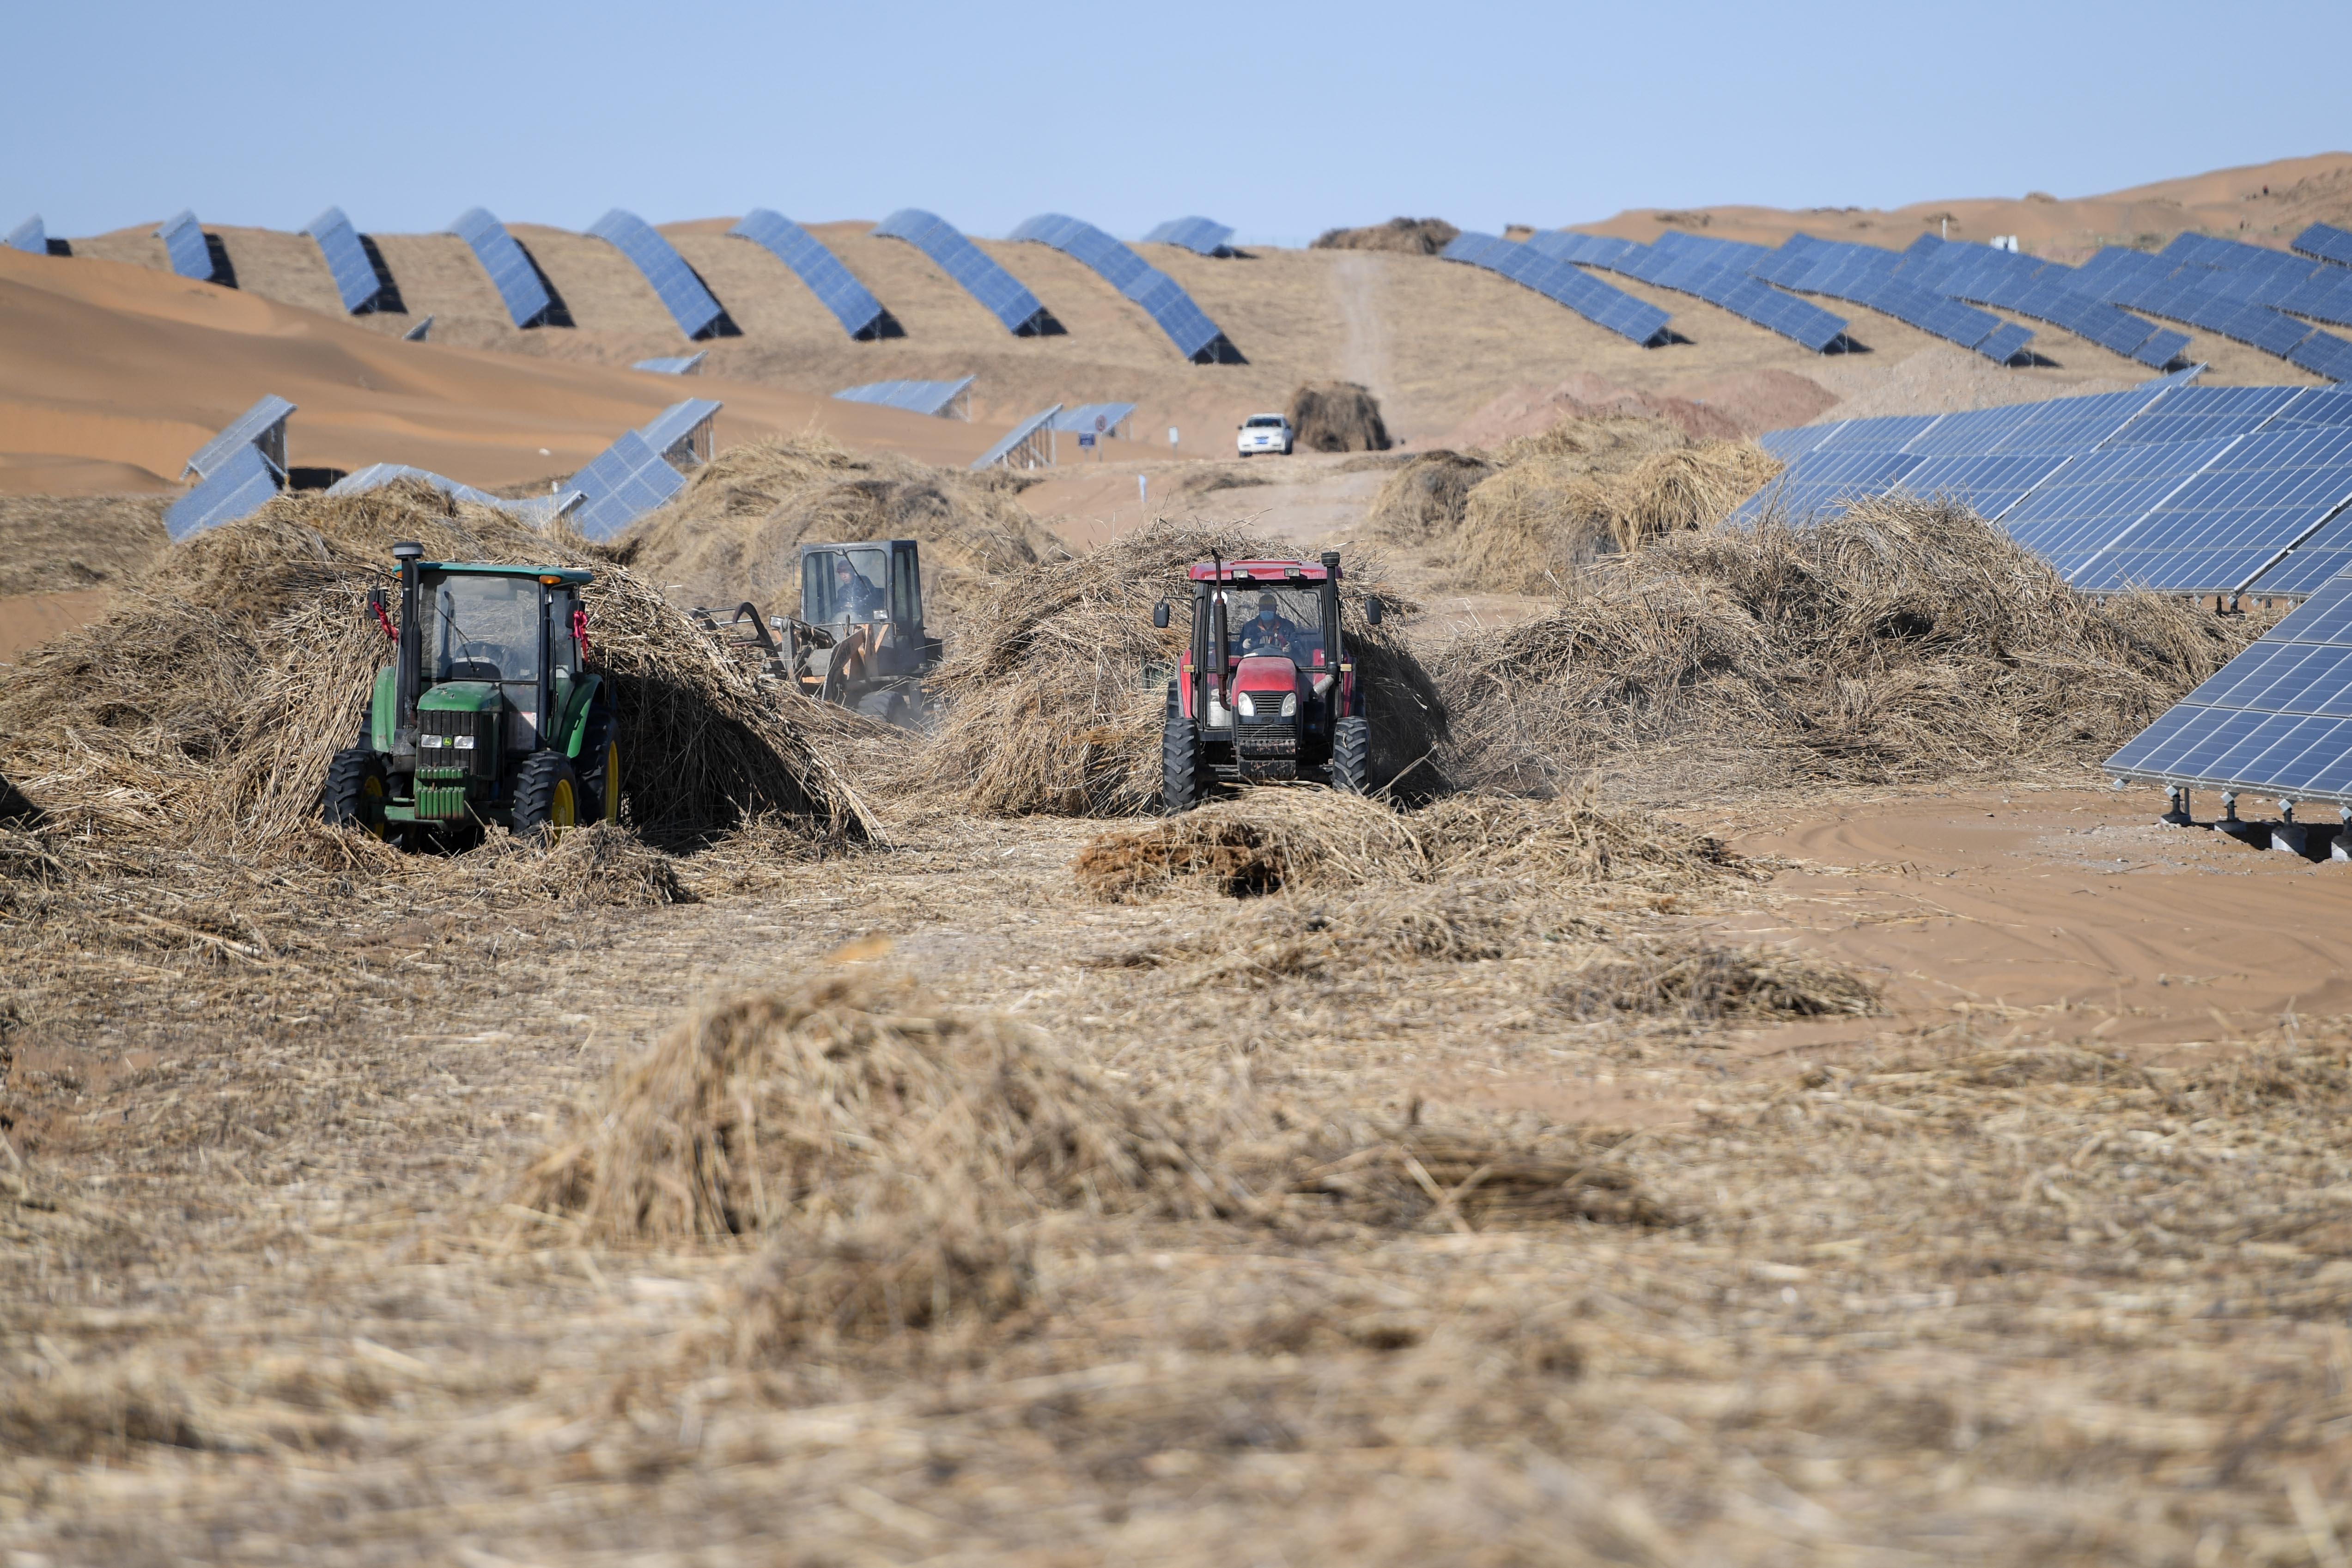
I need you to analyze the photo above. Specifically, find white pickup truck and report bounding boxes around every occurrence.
[1236,413,1294,457]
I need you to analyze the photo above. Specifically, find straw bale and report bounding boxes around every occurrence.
[1366,450,1494,546]
[0,481,867,854]
[1438,494,2260,796]
[1286,381,1391,453]
[917,522,1444,815]
[1454,437,1780,593]
[619,432,1064,625]
[1311,218,1460,255]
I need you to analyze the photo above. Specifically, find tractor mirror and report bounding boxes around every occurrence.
[1152,601,1170,629]
[366,585,384,618]
[1366,596,1385,626]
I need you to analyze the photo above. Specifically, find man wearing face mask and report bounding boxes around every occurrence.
[1236,592,1297,657]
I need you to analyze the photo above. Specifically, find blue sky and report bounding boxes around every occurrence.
[11,0,2349,245]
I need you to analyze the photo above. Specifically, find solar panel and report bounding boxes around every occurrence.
[637,397,721,465]
[1812,414,1944,453]
[2071,426,2352,593]
[1049,402,1137,435]
[2163,233,2352,329]
[1974,321,2037,365]
[402,315,435,342]
[2295,224,2352,270]
[164,444,281,541]
[587,209,725,339]
[1757,424,1839,461]
[156,210,213,281]
[1898,234,2182,366]
[1753,234,2023,355]
[833,377,977,418]
[447,208,553,329]
[5,214,44,255]
[1984,385,2173,454]
[1728,450,1924,525]
[1892,452,2073,521]
[1529,229,1848,352]
[2289,331,2352,383]
[2101,386,2313,447]
[1010,213,1236,362]
[872,209,1050,336]
[2268,389,2352,430]
[326,463,503,506]
[2072,245,2324,364]
[1439,232,1671,346]
[182,395,297,481]
[2134,328,2194,369]
[1898,402,2049,456]
[504,489,588,529]
[301,206,384,313]
[973,406,1064,470]
[568,430,687,541]
[1999,437,2237,576]
[1142,217,1236,256]
[728,209,887,339]
[2106,568,2352,805]
[632,352,707,375]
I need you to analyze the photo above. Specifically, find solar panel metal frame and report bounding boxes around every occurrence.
[164,444,280,541]
[972,405,1065,471]
[1141,217,1235,256]
[155,210,212,280]
[728,209,887,339]
[586,208,724,340]
[1010,213,1232,361]
[447,208,553,329]
[832,377,977,419]
[568,429,688,541]
[181,395,297,481]
[872,209,1049,336]
[301,206,384,314]
[5,214,44,255]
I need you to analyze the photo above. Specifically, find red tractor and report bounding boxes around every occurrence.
[1154,548,1384,812]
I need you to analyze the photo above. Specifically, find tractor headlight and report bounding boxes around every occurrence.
[1280,693,1297,718]
[452,734,477,750]
[1236,692,1255,718]
[420,735,445,748]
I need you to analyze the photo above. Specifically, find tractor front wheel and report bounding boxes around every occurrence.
[1330,717,1371,795]
[1162,715,1203,814]
[322,746,390,838]
[513,751,582,839]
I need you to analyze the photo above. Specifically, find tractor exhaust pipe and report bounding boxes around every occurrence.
[392,541,423,736]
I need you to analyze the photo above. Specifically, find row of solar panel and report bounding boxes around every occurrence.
[1007,214,1232,362]
[1749,232,2034,363]
[1440,232,1674,346]
[1750,379,2352,596]
[1528,228,1853,352]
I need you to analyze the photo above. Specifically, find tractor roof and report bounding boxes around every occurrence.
[419,562,595,585]
[1188,558,1330,583]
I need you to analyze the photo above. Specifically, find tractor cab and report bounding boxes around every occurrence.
[1153,548,1383,810]
[321,542,620,842]
[787,539,940,721]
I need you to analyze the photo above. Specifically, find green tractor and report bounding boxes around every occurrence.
[322,541,620,841]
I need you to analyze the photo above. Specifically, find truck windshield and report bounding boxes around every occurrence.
[803,547,891,625]
[1218,585,1324,665]
[424,573,541,684]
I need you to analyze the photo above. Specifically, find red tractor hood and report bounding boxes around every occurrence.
[1231,655,1299,693]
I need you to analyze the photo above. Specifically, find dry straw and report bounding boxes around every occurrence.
[1285,381,1391,453]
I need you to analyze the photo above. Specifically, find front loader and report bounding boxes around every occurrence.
[321,541,620,841]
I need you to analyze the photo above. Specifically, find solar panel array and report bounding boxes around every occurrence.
[2296,224,2352,270]
[1528,230,1850,352]
[2159,233,2352,328]
[2107,571,2352,807]
[1892,234,2187,368]
[1141,217,1235,256]
[2062,241,2352,377]
[301,206,384,313]
[6,214,44,255]
[165,444,281,541]
[182,395,298,481]
[872,209,1048,335]
[972,405,1064,470]
[1748,380,2352,595]
[632,352,706,375]
[569,430,687,541]
[1009,213,1234,362]
[1439,233,1672,346]
[1751,233,2030,362]
[448,208,553,328]
[728,209,886,339]
[1049,402,1137,435]
[155,210,212,281]
[833,377,975,418]
[586,209,724,339]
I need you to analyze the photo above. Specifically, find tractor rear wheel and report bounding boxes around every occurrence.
[1162,715,1203,814]
[322,746,389,838]
[1330,717,1371,795]
[513,751,582,839]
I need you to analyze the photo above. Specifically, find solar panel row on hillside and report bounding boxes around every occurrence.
[2069,246,2352,375]
[1896,234,2188,368]
[1009,213,1235,362]
[1142,217,1235,256]
[156,210,212,281]
[2160,233,2352,328]
[1527,230,1849,352]
[302,206,384,313]
[728,209,886,339]
[1751,233,2028,361]
[448,208,553,328]
[587,209,724,339]
[834,377,975,418]
[2296,224,2352,269]
[1440,233,1672,346]
[872,210,1049,336]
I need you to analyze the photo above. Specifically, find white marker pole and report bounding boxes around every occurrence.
[1138,474,1148,508]
[1168,426,1179,451]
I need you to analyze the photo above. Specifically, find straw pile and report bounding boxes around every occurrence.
[619,433,1063,625]
[0,480,867,854]
[917,522,1446,814]
[1365,450,1494,547]
[1311,218,1460,255]
[1436,493,2259,796]
[1286,382,1391,453]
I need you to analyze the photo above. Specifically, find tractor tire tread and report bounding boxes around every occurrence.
[1331,717,1372,795]
[322,745,386,832]
[1162,716,1202,815]
[513,751,581,838]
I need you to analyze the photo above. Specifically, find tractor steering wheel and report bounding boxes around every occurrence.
[454,640,508,666]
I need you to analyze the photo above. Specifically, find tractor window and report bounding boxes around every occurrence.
[424,574,541,684]
[802,547,891,626]
[1217,586,1323,665]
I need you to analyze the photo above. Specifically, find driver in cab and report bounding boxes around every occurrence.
[833,555,887,620]
[1236,593,1299,658]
